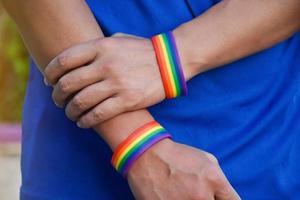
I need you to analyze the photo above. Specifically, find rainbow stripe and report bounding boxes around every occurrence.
[111,121,172,176]
[151,32,187,98]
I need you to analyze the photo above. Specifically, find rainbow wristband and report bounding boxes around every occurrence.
[111,121,172,177]
[151,31,187,98]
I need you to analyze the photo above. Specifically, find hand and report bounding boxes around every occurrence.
[44,33,166,128]
[127,139,241,200]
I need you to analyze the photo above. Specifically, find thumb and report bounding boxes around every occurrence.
[112,32,129,37]
[112,32,145,39]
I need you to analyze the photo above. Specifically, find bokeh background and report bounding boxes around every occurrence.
[0,4,29,200]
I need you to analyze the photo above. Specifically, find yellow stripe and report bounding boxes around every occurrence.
[158,35,178,97]
[115,126,162,167]
[115,126,163,167]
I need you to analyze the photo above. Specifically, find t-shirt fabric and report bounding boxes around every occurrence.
[21,0,300,199]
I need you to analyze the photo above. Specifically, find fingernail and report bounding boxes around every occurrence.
[54,101,62,108]
[44,78,49,86]
[77,121,82,128]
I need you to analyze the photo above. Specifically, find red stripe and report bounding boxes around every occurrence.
[152,36,173,98]
[111,121,158,165]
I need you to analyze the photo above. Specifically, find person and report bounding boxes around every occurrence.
[2,0,300,199]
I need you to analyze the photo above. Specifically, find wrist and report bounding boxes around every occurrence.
[111,121,172,176]
[173,25,207,80]
[94,110,154,151]
[127,138,174,180]
[151,32,188,98]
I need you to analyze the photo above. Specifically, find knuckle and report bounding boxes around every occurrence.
[57,78,70,93]
[91,109,105,122]
[57,53,69,67]
[207,171,222,186]
[205,153,219,165]
[205,166,223,186]
[222,189,237,200]
[218,186,239,200]
[72,96,85,111]
[57,79,69,93]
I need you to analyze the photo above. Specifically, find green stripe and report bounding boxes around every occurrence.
[117,128,165,171]
[117,128,165,172]
[162,34,181,96]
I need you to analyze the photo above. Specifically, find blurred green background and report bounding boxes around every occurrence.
[0,5,29,122]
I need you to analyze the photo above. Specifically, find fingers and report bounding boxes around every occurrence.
[77,96,125,128]
[44,40,98,85]
[112,32,145,39]
[65,81,116,121]
[51,64,102,106]
[112,32,130,37]
[214,170,241,200]
[202,153,241,200]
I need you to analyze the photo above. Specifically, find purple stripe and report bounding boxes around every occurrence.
[168,32,188,95]
[0,123,21,143]
[122,133,172,177]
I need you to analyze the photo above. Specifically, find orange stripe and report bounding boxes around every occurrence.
[112,121,158,164]
[152,37,172,97]
[112,121,158,165]
[153,37,174,97]
[157,37,175,98]
[157,35,177,98]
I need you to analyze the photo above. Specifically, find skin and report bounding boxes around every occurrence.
[44,0,300,128]
[45,34,166,127]
[41,1,300,199]
[128,139,239,200]
[1,0,240,199]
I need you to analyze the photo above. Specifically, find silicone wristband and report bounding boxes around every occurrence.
[151,31,187,98]
[111,121,172,177]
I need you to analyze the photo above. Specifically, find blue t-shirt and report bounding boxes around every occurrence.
[21,1,300,199]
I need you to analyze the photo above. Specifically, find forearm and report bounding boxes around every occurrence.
[1,0,101,68]
[1,0,153,150]
[175,0,300,79]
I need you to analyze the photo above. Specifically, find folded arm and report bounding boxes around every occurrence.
[2,0,240,199]
[43,0,300,128]
[1,0,153,149]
